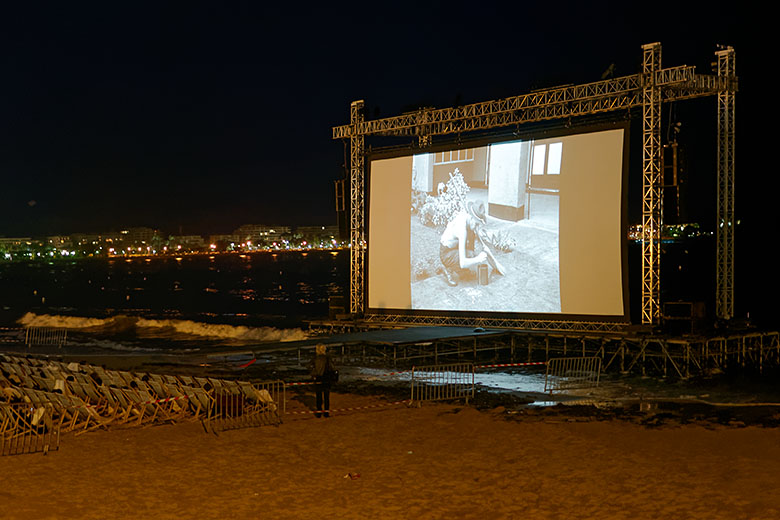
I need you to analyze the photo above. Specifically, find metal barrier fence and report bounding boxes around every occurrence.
[1,402,61,456]
[544,356,601,393]
[204,380,284,434]
[25,327,68,348]
[411,363,474,404]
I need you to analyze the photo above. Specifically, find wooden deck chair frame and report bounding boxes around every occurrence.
[159,380,196,416]
[26,388,108,434]
[98,386,130,424]
[1,402,36,446]
[119,387,161,426]
[178,386,204,419]
[146,380,187,421]
[106,387,145,426]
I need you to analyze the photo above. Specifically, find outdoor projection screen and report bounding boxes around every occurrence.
[368,127,627,319]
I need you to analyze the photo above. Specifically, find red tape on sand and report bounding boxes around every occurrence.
[287,400,411,416]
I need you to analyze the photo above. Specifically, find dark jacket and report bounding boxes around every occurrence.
[310,353,337,383]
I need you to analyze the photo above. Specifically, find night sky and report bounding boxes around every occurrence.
[0,2,756,236]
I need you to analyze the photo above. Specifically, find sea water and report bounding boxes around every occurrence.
[0,250,348,353]
[1,238,719,333]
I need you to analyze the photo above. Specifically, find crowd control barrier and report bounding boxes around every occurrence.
[544,356,601,393]
[410,362,475,404]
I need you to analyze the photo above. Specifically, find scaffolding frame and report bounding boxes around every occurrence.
[304,327,779,379]
[333,42,736,328]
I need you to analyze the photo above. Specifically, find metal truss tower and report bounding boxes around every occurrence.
[641,43,663,325]
[335,43,737,330]
[716,47,736,320]
[349,100,366,314]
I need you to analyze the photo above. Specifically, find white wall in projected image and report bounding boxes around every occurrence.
[368,127,626,318]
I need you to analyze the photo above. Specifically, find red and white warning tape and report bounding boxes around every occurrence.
[286,399,410,416]
[378,370,409,377]
[475,361,547,369]
[66,394,191,410]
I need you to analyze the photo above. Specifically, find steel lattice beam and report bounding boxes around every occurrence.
[362,313,627,333]
[333,66,719,141]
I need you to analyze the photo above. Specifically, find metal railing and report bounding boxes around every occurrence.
[204,380,284,434]
[1,402,61,456]
[411,363,474,404]
[544,356,601,393]
[24,327,68,348]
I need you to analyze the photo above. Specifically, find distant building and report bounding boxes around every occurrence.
[233,224,292,245]
[0,237,32,252]
[168,235,206,251]
[208,234,240,245]
[71,233,101,246]
[123,227,157,246]
[297,225,341,244]
[46,235,72,248]
[69,232,123,255]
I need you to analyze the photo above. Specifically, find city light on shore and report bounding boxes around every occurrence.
[0,223,346,262]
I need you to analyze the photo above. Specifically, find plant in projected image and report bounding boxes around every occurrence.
[417,169,470,228]
[480,229,516,253]
[412,256,440,281]
[411,189,427,215]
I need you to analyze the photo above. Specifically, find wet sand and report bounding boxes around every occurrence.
[3,391,780,519]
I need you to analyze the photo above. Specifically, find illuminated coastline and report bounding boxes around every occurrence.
[0,225,346,262]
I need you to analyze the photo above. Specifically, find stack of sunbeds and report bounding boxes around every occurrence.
[0,353,283,451]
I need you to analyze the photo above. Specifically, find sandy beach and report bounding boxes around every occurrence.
[3,388,780,520]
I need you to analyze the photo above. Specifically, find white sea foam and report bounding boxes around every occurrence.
[17,312,111,330]
[17,312,308,343]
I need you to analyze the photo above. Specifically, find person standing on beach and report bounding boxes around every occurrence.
[309,343,338,418]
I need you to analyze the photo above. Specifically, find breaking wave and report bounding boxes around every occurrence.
[134,318,308,342]
[17,312,308,342]
[18,312,115,331]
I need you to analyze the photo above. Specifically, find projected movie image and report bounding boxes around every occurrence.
[368,128,625,317]
[410,140,561,313]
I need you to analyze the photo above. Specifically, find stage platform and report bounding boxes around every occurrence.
[204,326,507,361]
[304,326,505,346]
[7,321,779,378]
[216,323,780,378]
